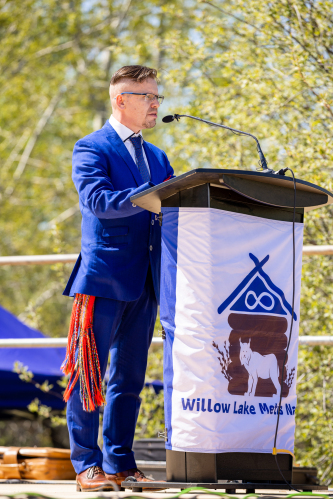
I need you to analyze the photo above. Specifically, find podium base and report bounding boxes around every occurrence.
[121,480,328,493]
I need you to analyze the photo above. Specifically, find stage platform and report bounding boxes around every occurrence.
[0,480,331,499]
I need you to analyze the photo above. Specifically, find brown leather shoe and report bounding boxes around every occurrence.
[76,466,116,491]
[106,468,165,491]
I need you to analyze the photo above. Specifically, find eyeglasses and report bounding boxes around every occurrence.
[117,92,164,105]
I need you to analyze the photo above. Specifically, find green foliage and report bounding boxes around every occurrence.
[162,0,333,483]
[0,418,53,447]
[1,0,333,483]
[28,398,52,419]
[296,347,333,485]
[14,361,54,392]
[13,362,67,426]
[0,0,196,336]
[136,385,165,439]
[13,361,34,383]
[136,316,164,438]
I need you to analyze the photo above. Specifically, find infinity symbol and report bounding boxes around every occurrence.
[245,291,274,311]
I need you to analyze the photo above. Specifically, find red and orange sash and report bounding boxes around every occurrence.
[61,294,105,412]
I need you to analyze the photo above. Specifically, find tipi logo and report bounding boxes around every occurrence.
[213,253,296,398]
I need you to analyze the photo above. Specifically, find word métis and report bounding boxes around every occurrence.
[181,398,296,416]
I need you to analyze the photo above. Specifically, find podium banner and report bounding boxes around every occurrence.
[160,207,304,454]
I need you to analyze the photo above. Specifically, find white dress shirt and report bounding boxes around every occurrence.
[109,115,150,177]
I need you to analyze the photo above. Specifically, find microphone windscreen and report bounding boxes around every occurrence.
[162,115,175,123]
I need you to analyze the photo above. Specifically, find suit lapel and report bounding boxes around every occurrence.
[143,141,160,185]
[103,121,142,186]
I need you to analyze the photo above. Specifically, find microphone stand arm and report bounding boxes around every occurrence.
[174,114,271,173]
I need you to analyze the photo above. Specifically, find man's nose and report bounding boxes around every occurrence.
[151,99,160,108]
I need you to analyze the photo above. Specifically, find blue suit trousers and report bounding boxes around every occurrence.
[66,269,157,474]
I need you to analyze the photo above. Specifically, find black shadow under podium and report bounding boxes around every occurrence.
[125,169,332,492]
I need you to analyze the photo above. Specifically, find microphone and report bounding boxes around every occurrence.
[162,113,271,173]
[162,115,176,123]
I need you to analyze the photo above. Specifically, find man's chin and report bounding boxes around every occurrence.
[143,118,157,129]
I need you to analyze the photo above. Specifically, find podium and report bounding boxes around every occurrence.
[128,169,332,492]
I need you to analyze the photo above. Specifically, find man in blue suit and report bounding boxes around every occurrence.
[62,65,174,491]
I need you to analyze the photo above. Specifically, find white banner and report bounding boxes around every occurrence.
[161,207,304,454]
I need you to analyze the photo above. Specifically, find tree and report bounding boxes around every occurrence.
[161,0,333,483]
[0,0,195,335]
[1,0,332,483]
[0,0,192,449]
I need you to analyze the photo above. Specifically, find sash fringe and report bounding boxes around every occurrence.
[61,294,106,411]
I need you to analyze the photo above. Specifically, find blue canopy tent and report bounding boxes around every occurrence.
[0,304,164,413]
[0,305,66,410]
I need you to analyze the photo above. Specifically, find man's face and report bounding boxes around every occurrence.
[111,78,160,132]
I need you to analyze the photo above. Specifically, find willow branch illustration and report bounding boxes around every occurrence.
[213,340,232,381]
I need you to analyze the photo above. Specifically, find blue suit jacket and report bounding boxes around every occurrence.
[63,120,174,303]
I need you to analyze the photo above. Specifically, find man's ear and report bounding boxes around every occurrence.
[115,94,125,109]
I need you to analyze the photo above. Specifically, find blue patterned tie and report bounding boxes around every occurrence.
[130,136,150,183]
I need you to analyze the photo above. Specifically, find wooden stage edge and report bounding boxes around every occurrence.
[122,480,329,493]
[0,480,331,498]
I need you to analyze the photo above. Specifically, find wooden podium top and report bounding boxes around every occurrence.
[130,168,333,214]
